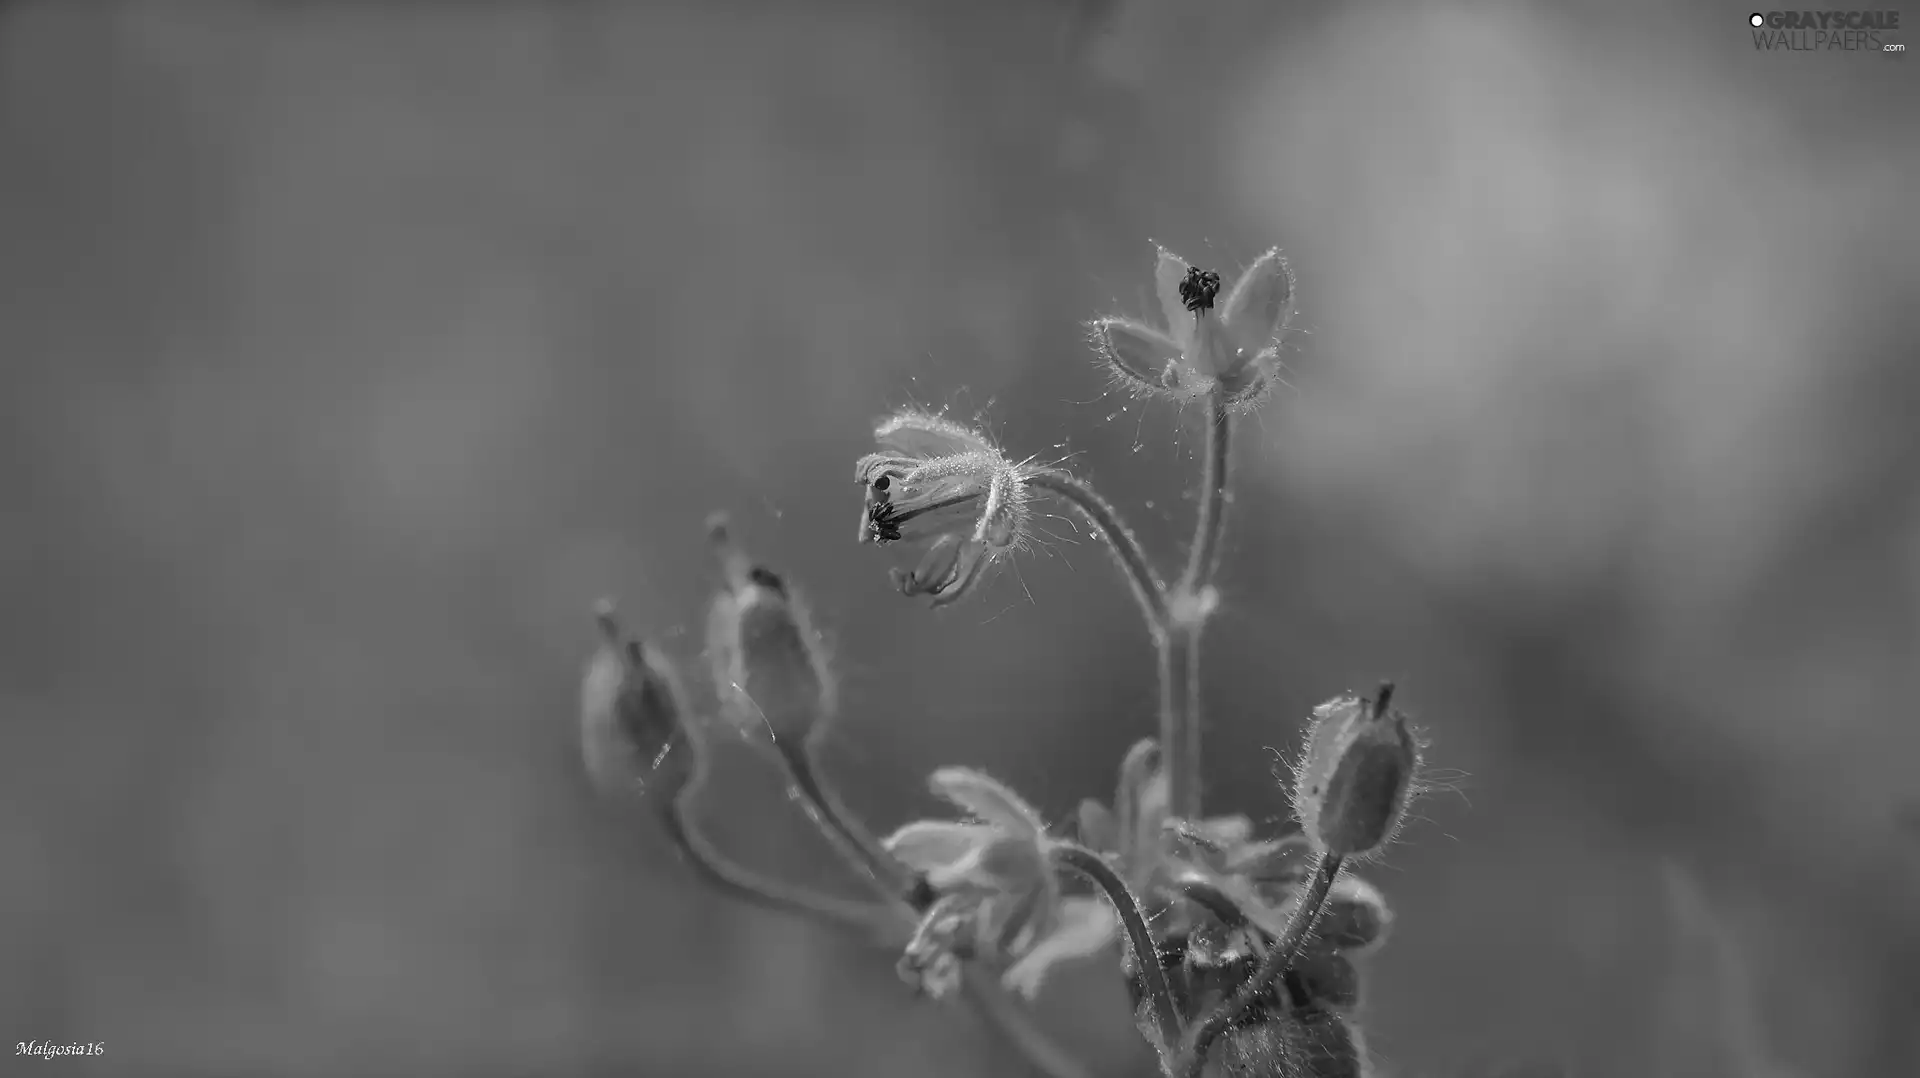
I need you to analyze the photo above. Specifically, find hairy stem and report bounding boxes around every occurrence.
[1164,388,1232,821]
[661,760,892,936]
[1181,852,1344,1077]
[1159,626,1200,823]
[1052,842,1184,1064]
[773,741,922,903]
[1029,467,1170,634]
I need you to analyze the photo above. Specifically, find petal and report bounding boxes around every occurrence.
[881,819,996,873]
[1222,834,1313,880]
[894,534,990,607]
[1221,248,1295,357]
[1075,798,1117,853]
[929,767,1048,837]
[1153,246,1195,344]
[1113,738,1162,864]
[873,410,996,459]
[868,462,991,544]
[1319,874,1393,951]
[982,871,1055,957]
[1000,895,1117,999]
[1088,316,1182,394]
[1186,814,1254,850]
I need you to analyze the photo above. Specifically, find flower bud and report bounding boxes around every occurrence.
[1291,683,1420,860]
[579,600,695,802]
[705,515,835,746]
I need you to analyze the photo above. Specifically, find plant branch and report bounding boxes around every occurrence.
[770,740,923,904]
[1158,625,1200,823]
[660,761,893,937]
[1164,388,1232,821]
[1051,841,1184,1065]
[1180,851,1344,1077]
[1028,467,1170,635]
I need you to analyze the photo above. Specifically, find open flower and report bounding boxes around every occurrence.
[1089,245,1295,411]
[1061,738,1381,1016]
[1078,739,1305,924]
[854,411,1033,607]
[883,767,1063,999]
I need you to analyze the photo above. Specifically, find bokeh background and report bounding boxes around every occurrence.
[3,1,1916,1076]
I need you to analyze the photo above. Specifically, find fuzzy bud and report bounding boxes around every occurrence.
[579,600,695,802]
[705,515,835,746]
[1292,683,1419,860]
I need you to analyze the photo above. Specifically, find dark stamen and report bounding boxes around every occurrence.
[747,566,787,595]
[1179,265,1221,313]
[1372,681,1396,718]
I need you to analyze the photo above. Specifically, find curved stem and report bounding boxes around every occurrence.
[771,740,922,903]
[1181,852,1344,1077]
[1051,842,1184,1064]
[1028,467,1170,635]
[660,761,893,937]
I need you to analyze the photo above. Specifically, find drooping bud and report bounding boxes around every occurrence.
[705,514,835,747]
[1291,683,1420,860]
[579,599,696,802]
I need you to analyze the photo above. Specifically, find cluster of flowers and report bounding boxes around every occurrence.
[578,248,1430,1078]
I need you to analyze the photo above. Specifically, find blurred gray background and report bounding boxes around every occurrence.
[2,1,1916,1076]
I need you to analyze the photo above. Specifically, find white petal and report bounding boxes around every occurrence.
[873,411,996,459]
[1221,248,1294,357]
[1089,316,1182,393]
[881,819,996,873]
[1000,896,1117,999]
[1154,246,1194,344]
[928,767,1048,837]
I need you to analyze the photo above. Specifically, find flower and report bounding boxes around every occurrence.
[854,411,1033,607]
[1080,739,1306,928]
[1088,245,1295,411]
[882,767,1064,999]
[976,739,1317,1008]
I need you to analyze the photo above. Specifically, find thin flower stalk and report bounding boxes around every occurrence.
[1051,841,1185,1063]
[660,759,895,937]
[1180,851,1346,1077]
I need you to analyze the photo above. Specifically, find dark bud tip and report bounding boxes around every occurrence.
[1179,265,1222,313]
[747,565,787,596]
